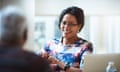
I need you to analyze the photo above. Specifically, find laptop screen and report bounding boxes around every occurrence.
[83,53,120,72]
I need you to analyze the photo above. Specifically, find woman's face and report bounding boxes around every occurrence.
[60,14,81,39]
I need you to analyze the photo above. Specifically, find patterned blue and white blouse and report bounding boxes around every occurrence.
[42,38,93,70]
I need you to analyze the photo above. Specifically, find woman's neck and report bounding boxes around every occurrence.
[62,36,80,45]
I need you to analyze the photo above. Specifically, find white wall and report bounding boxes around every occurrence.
[1,0,120,53]
[36,0,120,15]
[35,0,120,54]
[1,0,35,52]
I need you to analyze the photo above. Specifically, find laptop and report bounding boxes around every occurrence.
[83,53,120,72]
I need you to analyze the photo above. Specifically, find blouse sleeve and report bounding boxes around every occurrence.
[87,42,93,53]
[79,42,93,69]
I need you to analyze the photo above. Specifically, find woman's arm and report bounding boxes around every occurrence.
[48,56,82,72]
[66,67,82,72]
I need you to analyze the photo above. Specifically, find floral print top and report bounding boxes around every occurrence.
[42,38,93,70]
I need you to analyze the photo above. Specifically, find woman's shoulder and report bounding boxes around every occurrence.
[78,38,93,52]
[46,38,61,45]
[77,38,92,44]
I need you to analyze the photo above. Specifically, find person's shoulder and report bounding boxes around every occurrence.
[53,38,61,44]
[78,38,93,51]
[21,49,52,72]
[79,38,92,45]
[16,48,39,59]
[46,38,61,45]
[20,49,49,62]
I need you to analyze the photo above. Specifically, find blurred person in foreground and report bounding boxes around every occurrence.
[0,6,52,72]
[41,6,93,72]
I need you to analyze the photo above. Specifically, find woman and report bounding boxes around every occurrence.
[41,6,93,72]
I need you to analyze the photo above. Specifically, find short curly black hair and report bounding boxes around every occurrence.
[58,6,84,32]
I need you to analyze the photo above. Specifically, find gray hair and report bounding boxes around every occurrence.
[0,6,27,43]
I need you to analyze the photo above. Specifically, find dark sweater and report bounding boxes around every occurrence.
[0,44,52,72]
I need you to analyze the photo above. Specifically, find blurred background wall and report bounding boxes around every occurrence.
[0,0,120,54]
[36,0,120,15]
[35,0,120,54]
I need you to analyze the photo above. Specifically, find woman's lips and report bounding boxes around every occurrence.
[63,31,71,34]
